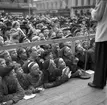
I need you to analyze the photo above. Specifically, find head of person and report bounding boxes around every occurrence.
[29,47,38,61]
[12,21,20,29]
[63,28,71,36]
[39,32,45,40]
[9,49,18,61]
[13,62,24,74]
[50,32,56,39]
[63,46,73,57]
[82,40,90,50]
[55,58,66,70]
[28,62,41,76]
[75,44,85,54]
[43,28,49,39]
[17,48,28,61]
[3,51,12,63]
[36,47,44,57]
[56,29,64,38]
[0,58,6,67]
[43,59,57,74]
[41,50,53,60]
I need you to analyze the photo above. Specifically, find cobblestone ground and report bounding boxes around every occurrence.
[15,75,107,105]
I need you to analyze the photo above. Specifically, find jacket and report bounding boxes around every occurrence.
[91,0,107,42]
[0,73,24,103]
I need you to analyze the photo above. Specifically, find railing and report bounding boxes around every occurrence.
[0,34,95,53]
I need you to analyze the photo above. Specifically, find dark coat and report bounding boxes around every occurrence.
[16,72,38,94]
[16,72,31,90]
[27,68,43,88]
[62,56,78,73]
[0,73,24,103]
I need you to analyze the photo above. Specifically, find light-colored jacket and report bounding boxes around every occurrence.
[91,0,107,42]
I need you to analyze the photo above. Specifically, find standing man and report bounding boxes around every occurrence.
[88,0,107,89]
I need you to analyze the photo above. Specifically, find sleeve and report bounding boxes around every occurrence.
[91,0,106,21]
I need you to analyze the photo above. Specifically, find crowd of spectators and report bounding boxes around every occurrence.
[0,13,96,105]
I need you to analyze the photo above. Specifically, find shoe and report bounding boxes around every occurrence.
[88,82,104,89]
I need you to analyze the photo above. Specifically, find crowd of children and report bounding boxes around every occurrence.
[0,14,95,105]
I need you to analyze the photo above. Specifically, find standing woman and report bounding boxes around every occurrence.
[88,0,107,89]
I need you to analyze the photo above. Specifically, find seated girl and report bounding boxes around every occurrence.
[27,62,43,88]
[14,62,41,95]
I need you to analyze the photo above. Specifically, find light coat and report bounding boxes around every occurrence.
[91,0,107,42]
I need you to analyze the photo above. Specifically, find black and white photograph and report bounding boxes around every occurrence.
[0,0,107,105]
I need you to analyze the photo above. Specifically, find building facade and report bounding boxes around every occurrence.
[68,0,97,17]
[33,0,97,17]
[33,0,70,17]
[0,0,35,16]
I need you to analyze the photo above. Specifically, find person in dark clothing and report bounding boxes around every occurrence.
[14,62,41,95]
[27,62,43,88]
[0,65,24,105]
[59,46,91,79]
[9,49,18,62]
[75,43,93,70]
[88,0,107,89]
[17,47,28,66]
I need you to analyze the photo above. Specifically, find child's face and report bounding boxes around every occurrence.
[51,32,56,38]
[10,50,17,59]
[20,49,27,60]
[0,60,6,67]
[44,29,49,36]
[83,42,90,49]
[15,22,20,29]
[39,33,45,40]
[31,64,40,71]
[57,30,63,38]
[58,58,66,69]
[4,53,12,62]
[30,63,41,75]
[32,47,37,52]
[16,66,23,73]
[64,47,73,57]
[45,52,53,60]
[76,44,84,53]
[31,47,40,57]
